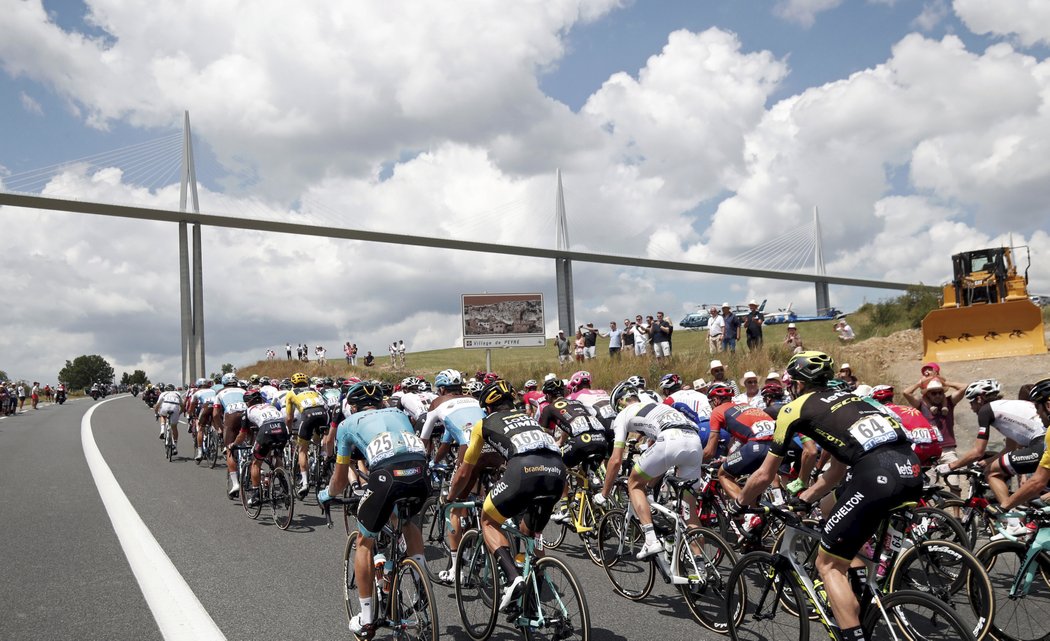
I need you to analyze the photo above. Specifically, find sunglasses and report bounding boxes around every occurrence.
[711,368,725,373]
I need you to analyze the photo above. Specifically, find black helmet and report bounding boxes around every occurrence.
[345,382,384,408]
[786,351,835,384]
[541,377,564,397]
[245,390,263,405]
[1028,378,1050,404]
[610,380,641,410]
[323,377,334,387]
[480,380,515,411]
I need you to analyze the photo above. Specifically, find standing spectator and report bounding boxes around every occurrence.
[389,343,396,365]
[317,345,327,366]
[351,344,359,366]
[582,324,598,359]
[397,340,406,367]
[344,342,353,365]
[31,382,40,410]
[17,383,27,411]
[743,299,764,351]
[651,311,673,359]
[721,303,741,353]
[732,372,764,408]
[902,368,967,489]
[706,307,724,353]
[555,330,571,365]
[837,363,858,390]
[573,329,586,362]
[708,360,740,394]
[632,314,649,356]
[43,384,52,403]
[603,321,623,358]
[286,342,292,360]
[783,323,804,354]
[835,319,855,342]
[622,319,636,356]
[0,383,8,416]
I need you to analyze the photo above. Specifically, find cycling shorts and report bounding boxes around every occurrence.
[821,445,922,561]
[221,410,247,445]
[723,441,770,477]
[197,403,214,424]
[560,434,607,469]
[634,427,703,485]
[253,420,290,461]
[295,406,329,443]
[357,458,430,538]
[1000,436,1046,477]
[484,452,566,532]
[157,401,181,421]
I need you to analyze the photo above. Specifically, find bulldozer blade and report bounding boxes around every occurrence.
[922,299,1048,362]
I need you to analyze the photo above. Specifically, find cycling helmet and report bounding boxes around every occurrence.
[786,351,835,384]
[238,379,249,389]
[279,378,292,390]
[659,373,682,392]
[480,379,515,410]
[400,376,422,390]
[523,379,538,391]
[854,384,873,398]
[625,374,646,389]
[760,383,784,400]
[244,390,263,405]
[826,378,848,390]
[964,379,1001,401]
[259,376,271,386]
[221,373,237,386]
[435,369,462,390]
[290,372,308,386]
[417,380,432,393]
[249,374,260,384]
[482,372,501,385]
[165,384,175,391]
[323,377,334,387]
[345,382,384,408]
[567,371,591,394]
[707,384,735,401]
[213,374,223,385]
[610,381,641,410]
[466,380,485,398]
[1029,378,1050,404]
[541,377,564,397]
[195,378,207,387]
[379,381,394,397]
[871,385,894,402]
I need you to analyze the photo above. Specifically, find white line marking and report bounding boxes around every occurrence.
[81,397,227,641]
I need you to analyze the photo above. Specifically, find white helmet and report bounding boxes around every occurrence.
[964,379,1001,401]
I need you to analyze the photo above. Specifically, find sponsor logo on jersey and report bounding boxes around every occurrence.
[895,462,920,478]
[393,467,422,477]
[523,465,562,475]
[877,475,888,484]
[827,493,865,528]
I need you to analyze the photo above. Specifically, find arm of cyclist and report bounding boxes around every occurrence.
[796,438,819,489]
[798,458,846,506]
[447,420,484,501]
[736,453,780,508]
[1001,466,1050,511]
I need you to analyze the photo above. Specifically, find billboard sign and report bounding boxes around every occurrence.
[462,293,546,349]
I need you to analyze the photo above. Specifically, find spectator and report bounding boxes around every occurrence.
[573,329,586,362]
[692,378,709,394]
[706,307,724,353]
[733,371,764,408]
[17,383,26,411]
[397,340,406,367]
[555,330,570,365]
[389,343,397,365]
[286,342,292,360]
[903,376,966,491]
[835,319,855,342]
[351,344,358,366]
[317,345,327,366]
[364,351,375,367]
[582,323,598,359]
[837,363,858,390]
[603,321,623,358]
[31,382,40,410]
[651,311,673,359]
[622,319,636,355]
[709,360,739,394]
[783,323,804,354]
[344,342,353,365]
[743,299,764,351]
[721,303,741,354]
[632,315,649,356]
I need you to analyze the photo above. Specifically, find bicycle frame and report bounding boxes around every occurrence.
[618,491,705,586]
[500,520,574,631]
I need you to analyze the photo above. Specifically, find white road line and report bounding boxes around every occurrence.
[81,398,227,641]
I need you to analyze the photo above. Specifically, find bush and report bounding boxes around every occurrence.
[856,285,939,337]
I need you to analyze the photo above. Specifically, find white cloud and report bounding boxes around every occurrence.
[773,0,843,27]
[19,91,43,115]
[913,0,950,31]
[954,0,1050,47]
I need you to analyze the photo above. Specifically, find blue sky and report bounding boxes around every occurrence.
[2,0,1048,384]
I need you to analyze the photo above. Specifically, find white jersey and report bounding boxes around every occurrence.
[732,392,765,410]
[666,389,712,419]
[977,399,1044,444]
[611,401,697,444]
[245,403,284,428]
[159,390,182,406]
[259,385,282,406]
[397,392,430,422]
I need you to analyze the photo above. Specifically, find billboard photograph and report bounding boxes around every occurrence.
[462,293,546,349]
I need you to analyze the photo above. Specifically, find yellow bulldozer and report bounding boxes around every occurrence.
[922,246,1047,362]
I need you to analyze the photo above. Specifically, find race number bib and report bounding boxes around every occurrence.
[751,420,775,440]
[849,415,899,451]
[569,415,598,436]
[596,403,617,420]
[510,430,557,454]
[907,427,934,444]
[299,396,319,409]
[366,432,425,464]
[253,406,282,423]
[225,401,247,413]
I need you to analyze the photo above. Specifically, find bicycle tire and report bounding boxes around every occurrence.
[391,557,439,641]
[889,538,994,640]
[906,506,970,549]
[596,508,654,601]
[241,457,261,519]
[940,498,987,549]
[576,494,604,566]
[520,556,591,641]
[863,589,976,641]
[208,429,221,469]
[270,467,294,530]
[768,518,823,620]
[725,550,808,641]
[343,532,380,636]
[976,538,1050,641]
[419,497,451,585]
[676,527,738,633]
[454,529,498,641]
[543,510,568,550]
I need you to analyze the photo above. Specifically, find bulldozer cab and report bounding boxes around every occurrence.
[923,246,1047,362]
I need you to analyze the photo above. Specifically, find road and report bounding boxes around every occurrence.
[0,395,727,641]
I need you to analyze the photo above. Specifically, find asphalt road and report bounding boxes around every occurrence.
[0,395,729,641]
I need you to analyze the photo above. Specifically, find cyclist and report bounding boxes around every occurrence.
[704,384,776,502]
[536,377,608,523]
[1001,379,1050,510]
[735,351,922,641]
[214,373,252,494]
[446,380,566,611]
[393,376,430,432]
[242,390,291,507]
[521,379,544,417]
[318,382,429,638]
[285,371,330,499]
[869,385,943,467]
[661,372,712,418]
[154,384,183,454]
[596,379,704,558]
[565,371,617,442]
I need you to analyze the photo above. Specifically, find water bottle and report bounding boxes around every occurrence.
[813,579,830,611]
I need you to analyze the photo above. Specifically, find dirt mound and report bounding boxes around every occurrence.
[843,329,923,378]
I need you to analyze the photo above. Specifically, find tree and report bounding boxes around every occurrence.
[128,370,150,385]
[121,372,131,385]
[0,369,9,382]
[220,363,235,374]
[58,355,115,390]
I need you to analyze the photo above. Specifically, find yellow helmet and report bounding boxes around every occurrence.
[290,372,308,386]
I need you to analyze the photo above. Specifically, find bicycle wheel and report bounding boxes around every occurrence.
[391,557,439,641]
[343,488,359,537]
[675,527,738,633]
[520,556,590,641]
[905,506,970,549]
[769,520,823,620]
[208,429,221,468]
[455,529,498,641]
[343,532,380,634]
[596,508,654,601]
[542,503,568,550]
[864,589,976,641]
[420,497,451,584]
[940,499,987,549]
[976,538,1050,641]
[577,495,604,566]
[241,461,261,519]
[270,467,294,530]
[725,551,808,641]
[889,539,993,641]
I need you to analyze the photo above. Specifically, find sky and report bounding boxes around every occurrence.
[1,0,1049,385]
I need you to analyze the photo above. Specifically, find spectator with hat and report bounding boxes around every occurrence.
[743,300,764,351]
[709,359,739,394]
[837,363,858,390]
[721,303,741,353]
[706,307,724,353]
[733,371,764,408]
[783,323,804,354]
[835,318,855,342]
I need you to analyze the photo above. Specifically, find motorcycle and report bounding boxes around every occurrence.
[56,390,66,405]
[90,387,100,401]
